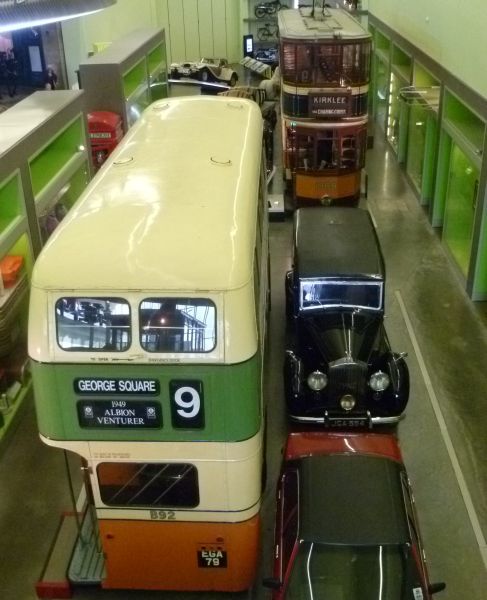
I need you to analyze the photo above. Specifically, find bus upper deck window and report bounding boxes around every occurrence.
[55,297,131,351]
[139,298,216,353]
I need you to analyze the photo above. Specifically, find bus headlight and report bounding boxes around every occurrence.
[307,370,327,391]
[369,370,390,392]
[340,394,356,411]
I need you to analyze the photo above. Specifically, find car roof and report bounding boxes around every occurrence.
[294,207,385,280]
[296,454,409,545]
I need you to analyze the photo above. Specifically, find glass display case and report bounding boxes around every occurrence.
[387,45,412,157]
[443,144,479,275]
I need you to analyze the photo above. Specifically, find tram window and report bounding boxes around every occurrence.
[342,43,359,83]
[316,132,336,169]
[97,462,199,508]
[296,45,312,84]
[140,298,216,353]
[316,46,340,84]
[297,134,314,169]
[55,297,131,351]
[282,42,296,79]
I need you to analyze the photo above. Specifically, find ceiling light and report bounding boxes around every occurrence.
[0,0,117,33]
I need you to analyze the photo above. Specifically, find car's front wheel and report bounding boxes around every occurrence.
[199,68,210,83]
[229,73,238,87]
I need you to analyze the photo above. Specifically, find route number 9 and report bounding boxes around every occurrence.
[169,380,204,428]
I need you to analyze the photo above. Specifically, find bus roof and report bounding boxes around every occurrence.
[294,207,385,280]
[278,7,371,41]
[32,97,263,293]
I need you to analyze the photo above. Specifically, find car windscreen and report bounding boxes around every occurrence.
[285,542,422,600]
[300,280,382,311]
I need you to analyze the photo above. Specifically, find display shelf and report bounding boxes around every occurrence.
[34,152,87,219]
[29,116,86,198]
[391,44,412,83]
[0,380,31,446]
[0,91,91,256]
[147,44,165,73]
[243,17,277,23]
[79,28,168,133]
[442,90,485,158]
[0,172,24,237]
[240,56,272,79]
[0,91,90,446]
[149,62,169,102]
[122,58,147,99]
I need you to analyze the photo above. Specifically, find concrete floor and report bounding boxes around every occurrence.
[1,82,487,599]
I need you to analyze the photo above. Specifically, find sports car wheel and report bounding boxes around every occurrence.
[200,69,209,82]
[229,74,238,87]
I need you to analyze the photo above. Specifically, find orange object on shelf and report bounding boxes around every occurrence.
[0,255,24,287]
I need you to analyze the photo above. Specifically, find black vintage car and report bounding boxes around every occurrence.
[284,207,409,427]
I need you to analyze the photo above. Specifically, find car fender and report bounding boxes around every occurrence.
[384,351,409,412]
[284,350,302,398]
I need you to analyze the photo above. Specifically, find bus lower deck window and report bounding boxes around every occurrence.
[97,462,199,508]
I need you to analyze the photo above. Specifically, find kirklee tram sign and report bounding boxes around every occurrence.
[309,92,351,117]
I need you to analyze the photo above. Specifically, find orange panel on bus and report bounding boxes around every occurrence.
[295,171,361,201]
[99,515,260,591]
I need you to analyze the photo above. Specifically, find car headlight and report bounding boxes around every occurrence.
[340,394,356,411]
[307,370,327,391]
[369,370,390,392]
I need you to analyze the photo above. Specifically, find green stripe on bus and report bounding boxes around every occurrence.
[31,355,262,443]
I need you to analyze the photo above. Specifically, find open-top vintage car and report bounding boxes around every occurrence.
[284,207,409,427]
[170,57,238,86]
[263,431,446,599]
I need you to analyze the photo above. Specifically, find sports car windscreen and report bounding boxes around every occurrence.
[286,542,420,600]
[300,280,382,311]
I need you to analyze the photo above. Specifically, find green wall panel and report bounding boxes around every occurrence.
[443,144,478,275]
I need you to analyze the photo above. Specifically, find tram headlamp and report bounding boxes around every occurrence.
[369,370,390,392]
[340,394,356,411]
[307,370,327,391]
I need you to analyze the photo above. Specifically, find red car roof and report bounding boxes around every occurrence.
[284,431,403,463]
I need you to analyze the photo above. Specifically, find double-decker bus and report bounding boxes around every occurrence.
[28,96,268,592]
[278,5,371,205]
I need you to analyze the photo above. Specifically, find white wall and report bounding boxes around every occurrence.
[61,0,158,87]
[61,0,241,88]
[368,0,487,99]
[155,0,241,65]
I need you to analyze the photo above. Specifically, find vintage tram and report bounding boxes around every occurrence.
[278,5,371,205]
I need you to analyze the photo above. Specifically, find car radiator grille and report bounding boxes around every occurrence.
[328,359,368,406]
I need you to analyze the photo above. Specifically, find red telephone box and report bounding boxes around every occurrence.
[87,111,123,171]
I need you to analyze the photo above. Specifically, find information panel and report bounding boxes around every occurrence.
[77,399,162,428]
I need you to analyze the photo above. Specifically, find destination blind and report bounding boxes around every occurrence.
[74,377,160,395]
